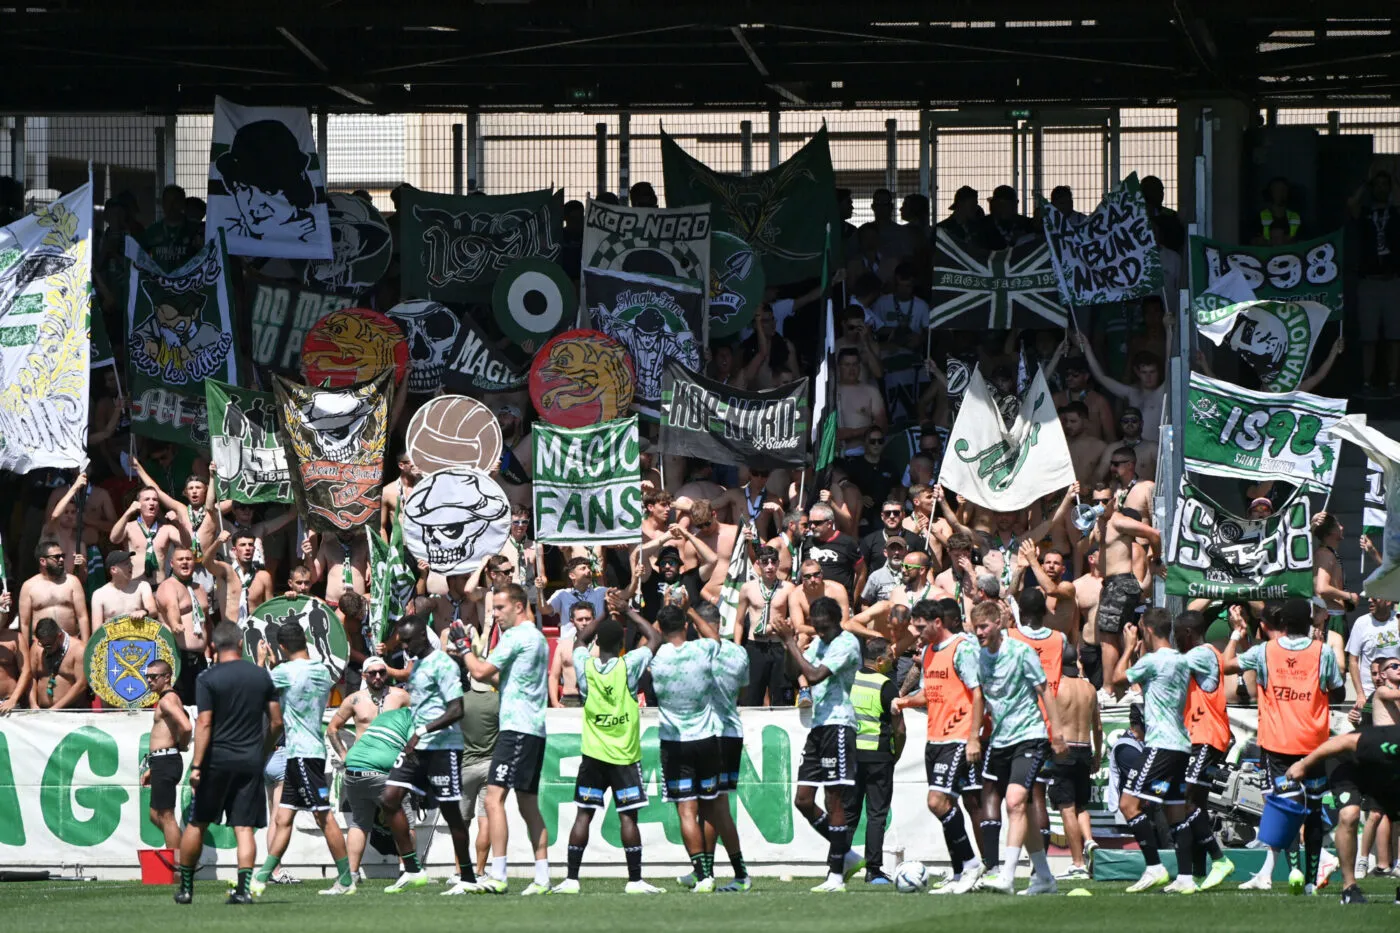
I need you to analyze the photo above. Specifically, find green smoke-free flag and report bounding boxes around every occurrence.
[205,379,292,504]
[662,127,839,287]
[368,515,417,643]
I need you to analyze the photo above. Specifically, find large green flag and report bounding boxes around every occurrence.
[533,416,642,545]
[205,379,292,504]
[1165,480,1313,600]
[1190,230,1343,319]
[661,127,839,286]
[368,515,417,643]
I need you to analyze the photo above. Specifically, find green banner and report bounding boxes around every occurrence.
[368,513,417,642]
[1166,481,1313,600]
[662,127,839,287]
[206,379,293,504]
[1183,372,1345,494]
[1190,230,1344,318]
[533,416,642,545]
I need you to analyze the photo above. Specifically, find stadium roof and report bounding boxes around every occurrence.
[4,1,1399,112]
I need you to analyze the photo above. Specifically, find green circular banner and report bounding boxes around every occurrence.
[493,258,576,354]
[708,232,765,338]
[84,615,181,709]
[241,595,349,680]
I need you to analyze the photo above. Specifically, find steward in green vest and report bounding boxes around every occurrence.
[557,610,664,895]
[844,637,905,885]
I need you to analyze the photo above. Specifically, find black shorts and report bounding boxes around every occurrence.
[796,725,857,788]
[1126,747,1189,805]
[1078,642,1104,690]
[387,748,463,804]
[924,742,975,797]
[718,736,743,794]
[573,755,647,812]
[660,737,722,802]
[1263,749,1328,802]
[147,751,184,811]
[282,756,332,812]
[1097,574,1142,635]
[1048,744,1095,810]
[1185,743,1228,788]
[190,768,266,828]
[982,739,1050,790]
[489,730,546,795]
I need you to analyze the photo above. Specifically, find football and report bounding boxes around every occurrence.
[894,861,930,893]
[405,395,504,474]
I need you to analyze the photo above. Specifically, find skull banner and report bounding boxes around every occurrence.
[386,299,460,395]
[206,378,293,503]
[401,467,512,575]
[274,370,393,532]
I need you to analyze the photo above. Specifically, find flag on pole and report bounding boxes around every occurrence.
[367,515,417,642]
[811,224,839,472]
[717,522,756,639]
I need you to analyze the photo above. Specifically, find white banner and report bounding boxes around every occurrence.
[937,365,1074,512]
[1331,415,1400,600]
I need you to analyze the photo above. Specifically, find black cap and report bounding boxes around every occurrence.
[949,185,978,210]
[107,549,134,566]
[991,185,1018,203]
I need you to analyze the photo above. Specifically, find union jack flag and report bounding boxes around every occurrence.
[931,229,1067,330]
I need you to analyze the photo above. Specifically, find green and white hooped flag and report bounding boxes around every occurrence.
[1165,480,1313,601]
[1183,371,1345,494]
[1195,297,1329,393]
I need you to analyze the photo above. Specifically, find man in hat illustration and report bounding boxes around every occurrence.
[215,120,320,242]
[129,280,231,384]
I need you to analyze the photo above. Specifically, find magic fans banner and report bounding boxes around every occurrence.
[274,370,392,532]
[585,268,704,408]
[1331,416,1400,601]
[1165,481,1313,600]
[205,379,293,504]
[1190,230,1343,317]
[581,199,711,307]
[0,181,92,473]
[931,230,1066,330]
[533,417,643,546]
[245,273,354,378]
[1183,372,1345,494]
[1042,172,1162,307]
[399,186,563,304]
[662,127,838,287]
[1194,298,1329,394]
[443,309,528,395]
[125,231,238,447]
[659,363,809,469]
[207,97,332,260]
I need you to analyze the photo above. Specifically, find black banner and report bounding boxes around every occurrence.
[659,362,809,469]
[442,309,528,396]
[245,273,355,378]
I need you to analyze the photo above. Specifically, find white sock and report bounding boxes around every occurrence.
[1257,849,1276,880]
[1029,850,1052,881]
[491,856,508,881]
[1002,846,1022,877]
[534,859,550,886]
[826,871,844,885]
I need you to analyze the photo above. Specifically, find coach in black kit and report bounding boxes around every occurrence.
[175,621,283,906]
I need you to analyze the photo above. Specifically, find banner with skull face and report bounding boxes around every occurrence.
[1165,479,1313,600]
[401,467,512,575]
[1194,298,1329,393]
[399,186,563,305]
[205,379,293,503]
[125,231,238,447]
[387,300,462,395]
[580,198,710,312]
[304,192,392,294]
[207,97,332,261]
[274,370,393,532]
[585,267,704,412]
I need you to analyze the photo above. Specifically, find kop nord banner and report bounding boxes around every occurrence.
[1183,372,1345,493]
[534,417,643,545]
[399,186,563,304]
[207,96,332,260]
[1166,481,1313,600]
[245,273,355,378]
[931,230,1067,329]
[0,181,92,473]
[581,199,711,308]
[205,379,293,504]
[661,127,838,287]
[274,370,392,532]
[1330,416,1400,600]
[1195,298,1330,394]
[659,363,809,469]
[1190,230,1343,317]
[1042,172,1162,307]
[585,267,704,408]
[125,231,238,447]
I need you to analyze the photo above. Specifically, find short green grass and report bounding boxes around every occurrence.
[5,878,1399,933]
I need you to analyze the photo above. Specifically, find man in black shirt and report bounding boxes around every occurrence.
[805,502,862,596]
[841,428,900,536]
[176,621,282,905]
[975,186,1037,250]
[858,498,921,574]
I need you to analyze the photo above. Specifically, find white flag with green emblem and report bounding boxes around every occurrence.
[1194,298,1329,393]
[937,365,1074,512]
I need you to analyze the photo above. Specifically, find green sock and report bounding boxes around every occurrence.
[335,857,352,887]
[178,864,196,895]
[403,852,423,873]
[236,868,253,895]
[254,854,280,884]
[1286,847,1300,872]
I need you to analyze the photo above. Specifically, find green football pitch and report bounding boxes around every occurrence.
[6,878,1399,932]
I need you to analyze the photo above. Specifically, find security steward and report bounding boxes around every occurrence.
[844,636,905,885]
